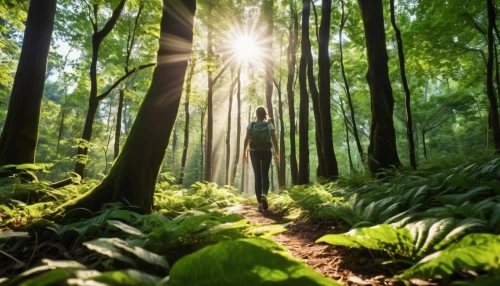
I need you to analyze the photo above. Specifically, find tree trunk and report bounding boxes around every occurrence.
[179,59,196,185]
[200,107,206,182]
[306,39,326,178]
[277,79,286,187]
[114,88,125,160]
[287,7,299,185]
[0,0,57,167]
[62,0,196,213]
[390,0,416,170]
[340,0,364,163]
[340,98,354,172]
[317,0,339,180]
[231,69,242,185]
[487,0,500,152]
[204,5,215,182]
[298,0,310,185]
[263,0,275,122]
[56,110,66,152]
[75,0,127,178]
[422,130,428,160]
[226,75,238,185]
[358,0,401,174]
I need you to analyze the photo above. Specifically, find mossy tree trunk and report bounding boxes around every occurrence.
[231,69,242,186]
[297,0,310,185]
[358,0,401,174]
[0,0,57,167]
[64,0,196,213]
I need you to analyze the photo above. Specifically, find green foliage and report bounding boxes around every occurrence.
[165,238,339,286]
[397,233,500,280]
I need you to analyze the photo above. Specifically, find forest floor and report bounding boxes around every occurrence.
[236,205,404,286]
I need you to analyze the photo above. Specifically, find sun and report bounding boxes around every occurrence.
[233,35,260,62]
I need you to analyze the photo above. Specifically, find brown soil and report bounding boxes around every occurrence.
[236,205,404,286]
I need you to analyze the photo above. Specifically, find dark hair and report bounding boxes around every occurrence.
[256,106,268,121]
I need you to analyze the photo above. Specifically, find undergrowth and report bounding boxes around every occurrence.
[2,155,500,284]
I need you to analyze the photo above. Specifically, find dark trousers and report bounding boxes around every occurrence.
[250,150,272,203]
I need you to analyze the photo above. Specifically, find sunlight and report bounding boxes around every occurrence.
[233,35,260,62]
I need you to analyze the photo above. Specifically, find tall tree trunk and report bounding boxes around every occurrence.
[226,75,238,185]
[75,0,127,177]
[231,69,242,185]
[287,7,299,185]
[62,0,196,213]
[298,0,310,185]
[277,79,287,187]
[200,107,206,182]
[204,6,214,182]
[114,88,125,160]
[306,40,326,178]
[390,0,416,170]
[317,0,339,180]
[358,0,401,174]
[487,0,500,152]
[0,0,57,167]
[172,126,177,168]
[263,0,275,122]
[179,58,196,185]
[340,0,364,163]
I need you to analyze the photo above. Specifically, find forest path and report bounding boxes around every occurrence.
[235,205,401,286]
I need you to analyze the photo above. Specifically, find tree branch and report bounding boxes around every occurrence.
[96,63,155,101]
[213,64,230,85]
[96,0,127,40]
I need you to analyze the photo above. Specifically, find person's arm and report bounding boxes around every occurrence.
[271,129,280,162]
[243,129,251,163]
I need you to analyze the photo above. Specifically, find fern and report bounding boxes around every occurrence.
[396,233,500,280]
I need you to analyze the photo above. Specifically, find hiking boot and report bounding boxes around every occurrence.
[257,204,263,212]
[261,194,269,211]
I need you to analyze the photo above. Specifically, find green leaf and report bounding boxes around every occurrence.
[316,224,414,257]
[84,238,169,269]
[166,238,338,286]
[397,233,500,279]
[0,232,30,239]
[107,220,145,237]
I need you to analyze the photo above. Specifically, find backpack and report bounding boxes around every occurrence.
[250,121,272,151]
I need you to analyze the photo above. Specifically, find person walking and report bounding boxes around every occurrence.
[243,106,280,212]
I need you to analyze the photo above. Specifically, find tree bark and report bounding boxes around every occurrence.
[306,39,326,178]
[358,0,401,174]
[200,107,206,182]
[179,58,196,185]
[0,0,57,167]
[62,0,196,213]
[226,75,238,185]
[487,0,500,153]
[75,0,127,177]
[317,0,339,180]
[339,98,354,172]
[114,88,125,160]
[339,0,364,163]
[204,5,214,182]
[263,0,275,122]
[390,0,416,170]
[276,80,287,187]
[56,110,66,152]
[287,7,299,185]
[231,69,242,186]
[298,0,310,185]
[422,130,428,160]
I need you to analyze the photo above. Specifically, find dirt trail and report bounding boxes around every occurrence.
[236,205,401,286]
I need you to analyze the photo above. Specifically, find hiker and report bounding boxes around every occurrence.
[243,106,280,212]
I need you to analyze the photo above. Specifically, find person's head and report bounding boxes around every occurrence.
[255,106,268,121]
